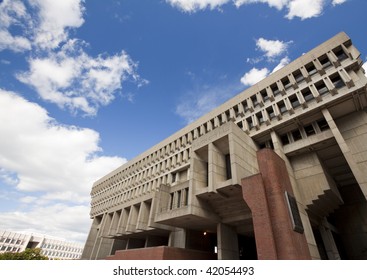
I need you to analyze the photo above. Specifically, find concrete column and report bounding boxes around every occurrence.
[322,108,367,199]
[217,223,239,260]
[168,228,186,248]
[319,219,341,260]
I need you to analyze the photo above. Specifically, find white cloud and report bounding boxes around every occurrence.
[234,0,288,10]
[17,40,146,116]
[286,0,324,20]
[0,89,126,203]
[256,37,291,59]
[0,0,32,52]
[240,67,270,86]
[167,0,347,20]
[332,0,347,5]
[165,0,230,12]
[0,204,91,243]
[363,61,367,78]
[271,56,290,73]
[30,0,85,49]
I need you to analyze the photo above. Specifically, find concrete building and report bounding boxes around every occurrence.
[82,32,367,260]
[0,230,84,260]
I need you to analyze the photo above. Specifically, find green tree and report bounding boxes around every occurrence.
[0,248,49,260]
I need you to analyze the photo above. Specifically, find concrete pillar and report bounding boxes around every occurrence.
[217,223,239,260]
[319,219,341,260]
[322,108,367,199]
[168,228,186,248]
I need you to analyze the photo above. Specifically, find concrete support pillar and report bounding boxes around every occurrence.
[319,219,341,260]
[168,228,186,248]
[217,223,239,260]
[322,108,367,199]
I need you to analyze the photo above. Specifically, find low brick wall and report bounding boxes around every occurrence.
[106,246,217,260]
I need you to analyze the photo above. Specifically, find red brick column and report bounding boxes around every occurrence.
[241,149,311,260]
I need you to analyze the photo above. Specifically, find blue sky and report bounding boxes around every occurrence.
[0,0,366,244]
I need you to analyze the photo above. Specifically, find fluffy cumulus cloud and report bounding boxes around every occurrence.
[256,38,291,59]
[0,89,126,203]
[166,0,347,20]
[363,61,367,78]
[0,204,91,243]
[17,40,146,116]
[0,0,32,52]
[240,67,270,86]
[165,0,230,12]
[286,0,324,20]
[240,37,290,86]
[30,0,85,49]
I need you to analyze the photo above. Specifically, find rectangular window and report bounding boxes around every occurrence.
[277,100,287,114]
[251,95,258,107]
[281,77,292,90]
[256,112,264,124]
[266,107,275,119]
[260,89,269,102]
[306,62,317,76]
[292,129,303,141]
[319,55,332,69]
[293,70,304,83]
[289,94,300,108]
[315,81,329,95]
[333,47,348,61]
[301,87,314,101]
[247,117,253,129]
[317,119,329,131]
[304,124,316,136]
[280,134,290,145]
[330,74,345,89]
[225,154,232,180]
[271,83,280,96]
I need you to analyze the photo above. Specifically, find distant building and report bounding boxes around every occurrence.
[82,32,367,260]
[0,230,84,260]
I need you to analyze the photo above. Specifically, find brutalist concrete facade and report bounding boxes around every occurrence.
[82,32,367,260]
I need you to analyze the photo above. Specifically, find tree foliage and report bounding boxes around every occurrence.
[0,248,49,260]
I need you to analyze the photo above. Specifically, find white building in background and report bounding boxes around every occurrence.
[0,229,84,260]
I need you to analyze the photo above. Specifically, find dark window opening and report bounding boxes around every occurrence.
[225,154,232,180]
[260,89,269,102]
[292,129,303,141]
[289,94,300,108]
[251,95,258,107]
[317,119,329,131]
[271,83,280,96]
[333,47,348,61]
[301,87,314,101]
[256,112,264,124]
[315,81,329,95]
[293,70,304,83]
[319,55,332,69]
[280,134,290,145]
[282,77,292,89]
[304,124,316,136]
[247,117,253,129]
[330,74,345,89]
[277,100,287,114]
[242,101,249,112]
[237,121,243,129]
[306,62,317,76]
[267,107,275,119]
